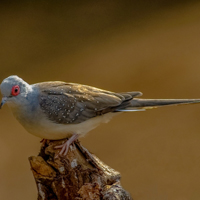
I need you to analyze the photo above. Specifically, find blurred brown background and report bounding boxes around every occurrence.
[1,1,200,200]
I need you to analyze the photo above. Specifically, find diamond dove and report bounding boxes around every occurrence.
[1,75,200,157]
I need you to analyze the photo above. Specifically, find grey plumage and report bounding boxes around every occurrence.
[0,76,200,155]
[35,81,200,125]
[1,75,200,156]
[38,82,142,124]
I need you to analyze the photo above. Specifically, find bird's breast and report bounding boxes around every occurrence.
[10,103,119,140]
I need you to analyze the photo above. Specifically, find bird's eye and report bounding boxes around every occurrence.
[11,85,20,96]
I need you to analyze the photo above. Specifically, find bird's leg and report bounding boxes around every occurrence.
[54,134,79,157]
[40,139,48,146]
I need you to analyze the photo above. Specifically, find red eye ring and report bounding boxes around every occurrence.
[11,85,20,96]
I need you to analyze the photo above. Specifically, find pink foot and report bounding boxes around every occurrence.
[54,134,79,158]
[40,139,48,146]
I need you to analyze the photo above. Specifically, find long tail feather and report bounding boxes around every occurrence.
[116,99,200,111]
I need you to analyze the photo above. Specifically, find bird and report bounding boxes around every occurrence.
[0,75,200,157]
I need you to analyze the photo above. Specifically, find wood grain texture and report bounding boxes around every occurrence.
[29,140,133,200]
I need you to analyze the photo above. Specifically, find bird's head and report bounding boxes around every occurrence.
[0,75,32,109]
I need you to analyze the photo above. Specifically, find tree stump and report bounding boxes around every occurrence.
[29,139,133,200]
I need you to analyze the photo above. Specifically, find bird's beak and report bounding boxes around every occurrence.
[0,97,7,109]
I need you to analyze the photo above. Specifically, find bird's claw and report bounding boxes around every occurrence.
[54,134,79,158]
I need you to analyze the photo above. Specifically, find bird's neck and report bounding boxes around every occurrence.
[9,88,40,124]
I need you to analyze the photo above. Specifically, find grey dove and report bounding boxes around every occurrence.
[1,75,200,157]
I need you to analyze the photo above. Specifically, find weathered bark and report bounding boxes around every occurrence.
[29,139,133,200]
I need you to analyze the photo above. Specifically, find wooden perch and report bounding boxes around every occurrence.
[29,139,133,200]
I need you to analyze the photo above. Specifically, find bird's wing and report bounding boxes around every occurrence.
[36,81,142,124]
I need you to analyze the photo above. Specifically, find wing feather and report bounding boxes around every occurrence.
[37,82,138,124]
